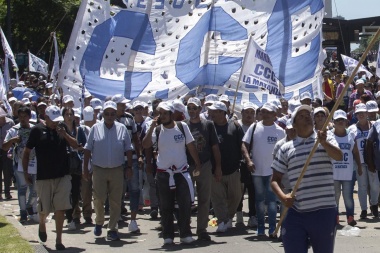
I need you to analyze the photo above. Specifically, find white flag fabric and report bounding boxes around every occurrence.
[0,68,12,116]
[341,54,373,79]
[0,27,18,71]
[51,32,60,82]
[239,37,283,96]
[28,52,49,77]
[3,55,10,91]
[376,43,380,78]
[59,0,325,106]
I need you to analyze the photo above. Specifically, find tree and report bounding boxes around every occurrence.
[359,34,380,52]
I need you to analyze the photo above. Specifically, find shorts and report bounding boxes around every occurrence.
[36,175,72,215]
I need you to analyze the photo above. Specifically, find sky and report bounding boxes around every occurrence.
[332,0,379,20]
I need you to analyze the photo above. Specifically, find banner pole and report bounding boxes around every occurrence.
[272,27,380,237]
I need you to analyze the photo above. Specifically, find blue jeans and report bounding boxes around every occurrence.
[334,180,354,217]
[13,165,37,213]
[127,159,141,212]
[356,163,379,209]
[252,175,277,233]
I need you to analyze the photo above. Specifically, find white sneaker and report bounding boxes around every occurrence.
[67,221,76,230]
[164,238,174,245]
[180,236,195,244]
[216,222,227,233]
[236,211,244,224]
[128,220,140,233]
[226,219,232,228]
[247,216,258,227]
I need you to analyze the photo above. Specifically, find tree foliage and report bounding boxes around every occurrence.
[359,34,380,53]
[0,0,80,56]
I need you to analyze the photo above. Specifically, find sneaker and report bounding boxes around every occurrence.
[84,217,93,224]
[226,219,232,228]
[5,194,12,200]
[73,218,81,224]
[150,208,158,219]
[180,236,195,244]
[128,220,140,233]
[164,238,174,245]
[198,231,211,241]
[19,211,28,223]
[107,230,120,241]
[216,222,227,233]
[247,216,258,227]
[121,206,128,214]
[55,243,66,250]
[236,211,244,225]
[347,216,357,226]
[371,205,379,218]
[94,224,102,236]
[67,220,76,230]
[360,210,367,219]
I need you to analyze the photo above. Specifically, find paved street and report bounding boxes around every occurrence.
[1,185,380,253]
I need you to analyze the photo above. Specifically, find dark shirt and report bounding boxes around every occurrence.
[213,120,244,175]
[26,123,69,180]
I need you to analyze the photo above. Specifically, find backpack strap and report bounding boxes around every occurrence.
[175,121,186,143]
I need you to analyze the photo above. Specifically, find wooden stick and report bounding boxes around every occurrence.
[272,27,380,237]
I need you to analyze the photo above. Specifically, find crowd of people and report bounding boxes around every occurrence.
[0,66,380,252]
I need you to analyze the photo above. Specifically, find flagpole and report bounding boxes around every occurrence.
[231,35,253,113]
[272,27,380,237]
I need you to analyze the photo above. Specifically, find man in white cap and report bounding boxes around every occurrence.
[348,103,379,219]
[23,91,33,102]
[183,97,222,240]
[142,101,202,245]
[208,101,243,232]
[62,95,75,109]
[200,94,218,120]
[83,101,133,241]
[84,92,92,107]
[300,92,312,106]
[271,104,342,253]
[366,100,379,121]
[348,79,374,112]
[111,94,143,230]
[0,107,15,200]
[22,105,80,250]
[242,102,285,236]
[219,94,238,120]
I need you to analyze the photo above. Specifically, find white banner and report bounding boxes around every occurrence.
[341,54,373,78]
[376,43,380,78]
[239,37,283,96]
[59,0,325,106]
[0,27,18,71]
[28,52,48,77]
[51,32,60,82]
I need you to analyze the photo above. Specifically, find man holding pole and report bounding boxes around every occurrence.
[271,105,343,253]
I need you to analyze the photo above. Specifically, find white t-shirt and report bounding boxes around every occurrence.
[243,121,285,176]
[4,124,37,174]
[152,122,194,169]
[332,131,355,181]
[348,123,370,164]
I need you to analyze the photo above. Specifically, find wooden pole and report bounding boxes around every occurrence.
[272,27,380,237]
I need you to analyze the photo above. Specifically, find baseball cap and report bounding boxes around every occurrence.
[73,108,81,118]
[355,103,367,113]
[323,70,331,76]
[45,82,53,89]
[21,98,31,105]
[291,105,312,125]
[103,101,117,111]
[285,119,293,129]
[355,79,364,85]
[242,102,258,111]
[83,106,94,121]
[90,98,102,110]
[132,100,144,109]
[333,109,347,120]
[45,105,64,122]
[205,94,218,105]
[313,107,326,116]
[37,102,47,107]
[187,97,201,107]
[50,94,59,100]
[23,91,33,99]
[300,92,312,101]
[197,92,206,100]
[375,91,380,99]
[17,81,25,87]
[62,95,74,104]
[261,102,277,112]
[156,101,174,112]
[271,99,282,109]
[219,94,230,103]
[208,101,227,112]
[8,97,17,103]
[366,100,379,112]
[141,101,148,108]
[84,91,92,98]
[111,94,130,104]
[172,99,186,113]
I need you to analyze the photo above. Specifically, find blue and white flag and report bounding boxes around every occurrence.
[376,43,380,78]
[51,32,60,82]
[0,27,18,71]
[59,0,326,106]
[28,51,49,77]
[341,54,373,78]
[0,68,12,116]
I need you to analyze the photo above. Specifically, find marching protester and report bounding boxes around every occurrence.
[271,104,343,253]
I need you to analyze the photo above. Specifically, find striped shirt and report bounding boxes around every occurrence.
[271,131,337,212]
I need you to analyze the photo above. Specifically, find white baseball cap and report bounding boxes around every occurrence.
[261,102,277,112]
[333,109,347,120]
[219,94,230,103]
[300,92,312,101]
[156,101,174,112]
[8,97,17,103]
[90,98,102,110]
[242,102,258,111]
[83,106,94,121]
[45,82,53,89]
[45,105,64,122]
[208,101,227,112]
[111,94,130,104]
[172,99,186,113]
[62,95,74,104]
[187,97,201,107]
[366,100,379,113]
[205,94,218,104]
[23,91,33,99]
[355,103,367,113]
[313,107,326,116]
[73,108,81,118]
[103,101,117,111]
[21,98,31,105]
[271,99,282,109]
[37,102,47,107]
[132,100,144,109]
[291,105,312,125]
[355,79,364,85]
